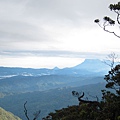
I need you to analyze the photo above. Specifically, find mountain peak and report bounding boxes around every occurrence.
[83,59,101,62]
[75,59,102,67]
[53,67,59,70]
[73,59,109,72]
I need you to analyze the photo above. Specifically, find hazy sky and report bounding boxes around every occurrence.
[0,0,120,68]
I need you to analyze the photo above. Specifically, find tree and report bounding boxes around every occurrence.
[104,64,120,95]
[94,1,120,95]
[94,2,120,38]
[44,2,120,120]
[95,2,120,119]
[103,52,118,68]
[72,91,99,105]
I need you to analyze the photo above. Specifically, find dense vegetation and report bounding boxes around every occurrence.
[44,63,120,120]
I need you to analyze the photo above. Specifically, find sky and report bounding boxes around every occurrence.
[0,0,120,68]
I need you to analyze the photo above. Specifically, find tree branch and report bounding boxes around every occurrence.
[24,101,41,120]
[78,92,99,104]
[103,52,117,69]
[24,101,30,120]
[33,110,41,120]
[113,10,120,25]
[72,91,99,105]
[95,2,120,38]
[103,25,120,38]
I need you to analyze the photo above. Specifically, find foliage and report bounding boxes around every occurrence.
[94,1,120,38]
[104,64,120,95]
[94,1,120,118]
[48,105,100,120]
[44,64,120,120]
[100,90,120,120]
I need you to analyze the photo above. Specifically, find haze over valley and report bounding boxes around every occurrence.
[0,59,111,119]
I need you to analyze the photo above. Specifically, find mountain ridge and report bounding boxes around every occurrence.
[0,59,107,94]
[73,59,110,72]
[0,59,110,119]
[0,59,111,77]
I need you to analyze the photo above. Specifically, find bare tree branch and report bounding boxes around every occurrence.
[24,101,41,120]
[72,91,99,105]
[33,110,41,120]
[87,92,99,102]
[103,26,120,38]
[24,101,30,120]
[114,10,120,25]
[103,52,118,69]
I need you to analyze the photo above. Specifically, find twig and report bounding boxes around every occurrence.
[24,101,30,120]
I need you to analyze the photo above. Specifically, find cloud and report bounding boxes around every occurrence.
[0,50,107,68]
[0,0,120,68]
[0,50,108,59]
[24,0,110,20]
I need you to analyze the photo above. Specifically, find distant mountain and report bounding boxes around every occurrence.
[0,67,52,78]
[0,107,21,120]
[0,59,110,94]
[0,59,111,78]
[0,59,110,119]
[73,59,110,73]
[0,75,104,93]
[43,59,111,76]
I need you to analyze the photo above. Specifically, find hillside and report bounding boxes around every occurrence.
[0,82,106,119]
[0,59,108,95]
[0,59,110,119]
[0,107,21,120]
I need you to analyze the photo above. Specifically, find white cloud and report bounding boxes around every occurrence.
[0,0,120,68]
[0,56,85,68]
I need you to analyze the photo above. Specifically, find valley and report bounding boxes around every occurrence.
[0,59,110,119]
